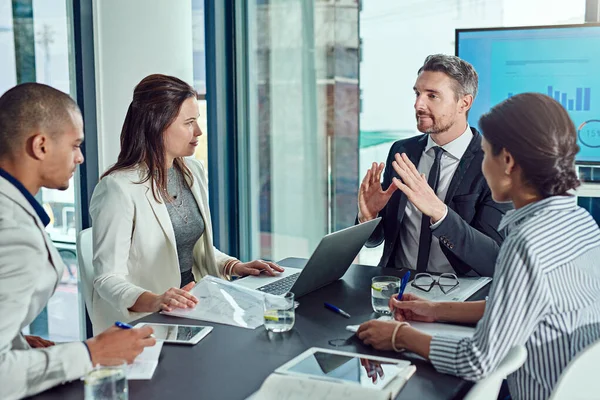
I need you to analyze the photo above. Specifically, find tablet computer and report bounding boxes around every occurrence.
[274,347,411,390]
[134,323,212,345]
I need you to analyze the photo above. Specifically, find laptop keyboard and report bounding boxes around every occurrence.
[257,272,301,295]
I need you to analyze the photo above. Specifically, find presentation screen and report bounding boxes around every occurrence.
[457,24,600,164]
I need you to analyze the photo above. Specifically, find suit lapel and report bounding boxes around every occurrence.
[144,182,177,250]
[444,129,481,203]
[0,177,62,288]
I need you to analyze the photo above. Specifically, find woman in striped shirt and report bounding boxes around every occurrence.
[357,92,600,400]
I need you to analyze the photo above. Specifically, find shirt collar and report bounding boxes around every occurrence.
[0,167,50,227]
[499,195,578,231]
[425,124,472,160]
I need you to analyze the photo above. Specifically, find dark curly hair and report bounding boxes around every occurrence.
[479,92,580,197]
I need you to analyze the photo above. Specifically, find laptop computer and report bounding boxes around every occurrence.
[234,217,381,298]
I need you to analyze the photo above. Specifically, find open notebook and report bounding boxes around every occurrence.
[247,347,416,400]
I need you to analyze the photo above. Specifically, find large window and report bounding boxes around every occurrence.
[192,0,208,169]
[2,0,80,341]
[238,0,360,262]
[216,0,596,267]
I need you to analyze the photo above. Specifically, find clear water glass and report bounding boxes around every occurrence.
[84,363,128,400]
[263,292,295,333]
[371,276,400,315]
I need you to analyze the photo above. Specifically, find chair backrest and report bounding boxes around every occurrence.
[76,228,94,316]
[464,346,528,400]
[549,339,600,400]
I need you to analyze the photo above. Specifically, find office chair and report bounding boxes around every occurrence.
[463,346,528,400]
[549,338,600,400]
[76,228,94,316]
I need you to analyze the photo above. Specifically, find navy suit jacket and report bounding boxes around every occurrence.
[364,128,512,277]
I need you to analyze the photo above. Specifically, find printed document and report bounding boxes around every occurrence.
[162,276,282,329]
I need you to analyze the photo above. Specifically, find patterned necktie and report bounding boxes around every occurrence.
[415,146,444,272]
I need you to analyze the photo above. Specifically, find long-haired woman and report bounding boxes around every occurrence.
[89,74,283,333]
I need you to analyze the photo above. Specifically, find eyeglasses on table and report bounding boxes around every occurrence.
[411,272,459,294]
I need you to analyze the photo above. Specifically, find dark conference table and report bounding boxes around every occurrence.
[31,258,489,400]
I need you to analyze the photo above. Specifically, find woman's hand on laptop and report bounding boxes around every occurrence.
[233,260,285,277]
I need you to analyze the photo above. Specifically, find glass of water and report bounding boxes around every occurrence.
[84,363,128,400]
[371,276,400,315]
[263,292,295,333]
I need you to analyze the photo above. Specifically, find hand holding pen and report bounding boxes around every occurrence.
[84,322,156,366]
[388,272,438,323]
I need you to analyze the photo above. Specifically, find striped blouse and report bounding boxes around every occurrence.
[428,195,600,400]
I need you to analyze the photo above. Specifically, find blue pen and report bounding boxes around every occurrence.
[114,321,133,329]
[397,271,411,300]
[324,302,351,318]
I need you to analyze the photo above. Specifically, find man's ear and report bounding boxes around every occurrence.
[30,134,48,160]
[460,94,473,115]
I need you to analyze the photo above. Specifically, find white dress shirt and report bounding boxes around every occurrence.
[395,125,473,273]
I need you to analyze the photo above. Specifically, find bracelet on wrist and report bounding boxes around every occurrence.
[226,260,240,277]
[391,322,410,352]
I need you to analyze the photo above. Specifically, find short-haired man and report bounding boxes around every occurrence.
[358,54,511,276]
[0,83,155,399]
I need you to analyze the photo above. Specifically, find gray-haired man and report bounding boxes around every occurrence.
[357,54,512,276]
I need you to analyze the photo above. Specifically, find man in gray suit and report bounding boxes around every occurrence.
[0,83,156,399]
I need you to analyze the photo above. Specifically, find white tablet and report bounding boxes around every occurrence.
[134,323,212,345]
[274,347,411,390]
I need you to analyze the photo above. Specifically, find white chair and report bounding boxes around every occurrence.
[464,346,528,400]
[76,228,94,317]
[549,339,600,400]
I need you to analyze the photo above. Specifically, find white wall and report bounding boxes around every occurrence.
[93,0,194,173]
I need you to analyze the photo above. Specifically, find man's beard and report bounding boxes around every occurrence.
[416,114,454,135]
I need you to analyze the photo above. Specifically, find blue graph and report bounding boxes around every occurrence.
[458,25,600,162]
[507,86,591,111]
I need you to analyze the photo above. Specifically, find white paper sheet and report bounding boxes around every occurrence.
[346,316,474,339]
[125,340,163,380]
[403,276,491,302]
[162,276,284,329]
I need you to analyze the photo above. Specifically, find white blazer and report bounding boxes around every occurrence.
[89,158,235,334]
[0,175,91,400]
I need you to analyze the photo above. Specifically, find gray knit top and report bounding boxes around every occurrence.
[165,167,205,288]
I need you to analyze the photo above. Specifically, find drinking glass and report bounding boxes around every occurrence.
[84,363,128,400]
[263,292,295,333]
[371,276,400,315]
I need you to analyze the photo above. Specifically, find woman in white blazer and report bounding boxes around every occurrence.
[89,74,283,334]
